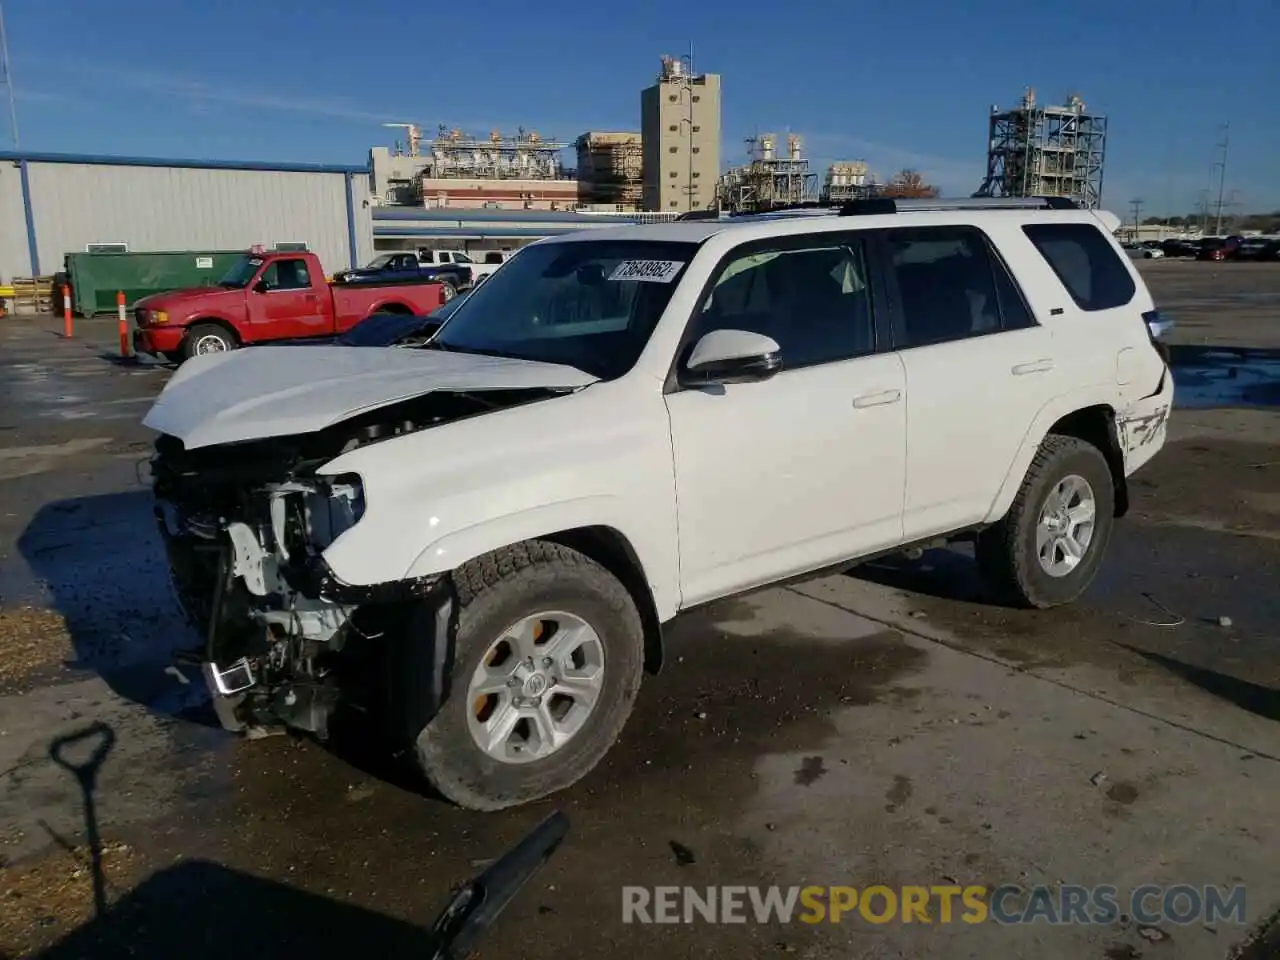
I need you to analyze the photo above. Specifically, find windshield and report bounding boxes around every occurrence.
[364,254,398,269]
[432,240,698,379]
[218,256,264,289]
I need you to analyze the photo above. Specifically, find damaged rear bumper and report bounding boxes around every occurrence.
[1118,365,1174,476]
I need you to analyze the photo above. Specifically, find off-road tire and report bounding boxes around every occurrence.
[182,322,236,360]
[975,434,1116,609]
[411,541,644,811]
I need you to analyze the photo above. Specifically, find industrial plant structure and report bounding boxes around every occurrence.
[575,132,643,209]
[974,88,1107,208]
[821,160,874,204]
[715,134,819,214]
[369,124,578,210]
[641,55,722,213]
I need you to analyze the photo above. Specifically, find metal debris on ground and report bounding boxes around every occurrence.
[1090,771,1108,786]
[669,841,696,866]
[1130,591,1186,628]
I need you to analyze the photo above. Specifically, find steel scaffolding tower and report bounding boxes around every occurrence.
[975,88,1107,209]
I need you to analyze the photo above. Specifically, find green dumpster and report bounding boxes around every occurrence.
[64,250,248,317]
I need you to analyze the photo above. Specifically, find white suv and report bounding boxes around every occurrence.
[144,197,1173,810]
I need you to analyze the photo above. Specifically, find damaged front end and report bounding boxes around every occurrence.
[151,389,554,738]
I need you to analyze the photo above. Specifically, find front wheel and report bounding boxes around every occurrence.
[976,435,1116,609]
[182,323,236,360]
[408,541,644,811]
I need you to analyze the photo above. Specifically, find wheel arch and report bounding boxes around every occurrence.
[371,301,412,315]
[985,394,1129,524]
[541,526,665,675]
[435,526,663,677]
[184,317,241,346]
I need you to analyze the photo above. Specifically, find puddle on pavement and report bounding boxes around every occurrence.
[1169,345,1280,408]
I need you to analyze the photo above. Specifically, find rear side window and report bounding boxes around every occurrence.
[1022,223,1136,311]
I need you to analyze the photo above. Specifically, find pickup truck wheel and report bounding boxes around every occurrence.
[412,541,644,811]
[975,435,1115,609]
[183,323,235,359]
[439,281,457,301]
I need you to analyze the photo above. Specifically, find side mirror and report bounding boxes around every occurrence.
[253,279,270,294]
[679,329,782,386]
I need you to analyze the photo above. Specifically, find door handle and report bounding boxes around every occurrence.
[1012,359,1054,375]
[852,389,902,408]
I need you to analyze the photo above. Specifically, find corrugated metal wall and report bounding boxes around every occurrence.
[348,172,375,266]
[4,162,373,281]
[0,164,30,281]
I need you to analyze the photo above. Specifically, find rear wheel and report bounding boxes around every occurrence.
[439,280,457,301]
[407,541,644,811]
[976,435,1116,608]
[183,323,236,359]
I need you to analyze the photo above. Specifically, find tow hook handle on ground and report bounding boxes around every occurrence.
[426,810,570,959]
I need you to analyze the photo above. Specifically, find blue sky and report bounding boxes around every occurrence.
[5,0,1277,214]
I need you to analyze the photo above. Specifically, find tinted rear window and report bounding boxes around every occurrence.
[1022,223,1136,312]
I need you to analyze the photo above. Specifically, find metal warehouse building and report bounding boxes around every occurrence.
[0,151,376,283]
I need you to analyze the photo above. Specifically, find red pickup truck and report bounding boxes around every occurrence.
[132,250,447,362]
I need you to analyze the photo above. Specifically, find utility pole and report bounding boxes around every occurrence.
[0,1,19,149]
[1129,198,1144,240]
[1212,122,1229,235]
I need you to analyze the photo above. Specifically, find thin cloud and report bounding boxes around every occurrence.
[22,58,420,126]
[13,88,74,104]
[20,58,599,143]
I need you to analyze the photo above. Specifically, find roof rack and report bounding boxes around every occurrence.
[837,195,1079,216]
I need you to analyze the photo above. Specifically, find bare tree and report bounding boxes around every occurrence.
[880,169,940,199]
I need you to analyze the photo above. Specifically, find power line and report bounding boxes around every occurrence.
[0,1,18,149]
[1212,122,1229,235]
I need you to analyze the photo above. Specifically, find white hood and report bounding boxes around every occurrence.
[143,346,597,449]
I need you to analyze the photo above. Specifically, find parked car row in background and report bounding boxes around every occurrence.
[1147,235,1280,262]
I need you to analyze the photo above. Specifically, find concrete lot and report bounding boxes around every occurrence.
[0,261,1277,959]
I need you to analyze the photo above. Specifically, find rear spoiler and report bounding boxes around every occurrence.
[1092,210,1122,233]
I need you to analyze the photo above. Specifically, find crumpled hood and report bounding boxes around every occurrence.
[143,346,598,449]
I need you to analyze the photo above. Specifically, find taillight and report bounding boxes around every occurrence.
[1142,309,1172,364]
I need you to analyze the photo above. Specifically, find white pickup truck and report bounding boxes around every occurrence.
[419,249,509,284]
[145,196,1172,811]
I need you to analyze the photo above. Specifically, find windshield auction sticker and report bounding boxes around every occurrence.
[609,260,684,282]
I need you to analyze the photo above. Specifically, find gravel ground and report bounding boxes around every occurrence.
[0,260,1277,960]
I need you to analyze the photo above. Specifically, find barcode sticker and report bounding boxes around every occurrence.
[609,260,684,283]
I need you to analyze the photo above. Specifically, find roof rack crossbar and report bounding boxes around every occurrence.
[838,195,1080,216]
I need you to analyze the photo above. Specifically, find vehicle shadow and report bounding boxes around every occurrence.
[846,546,986,604]
[16,491,213,724]
[1115,644,1280,724]
[28,860,435,960]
